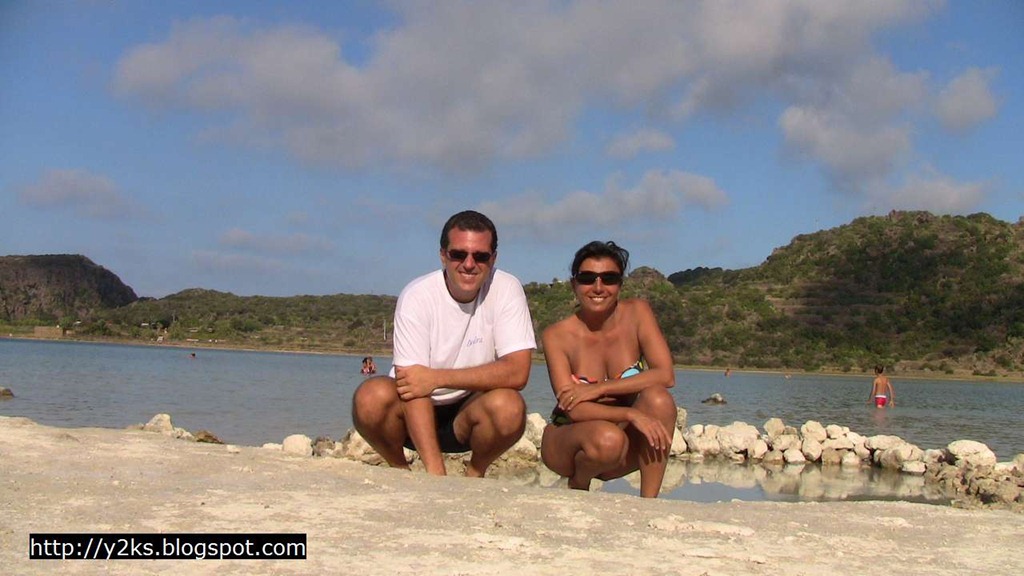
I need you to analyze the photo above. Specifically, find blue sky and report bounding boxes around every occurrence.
[2,1,1021,298]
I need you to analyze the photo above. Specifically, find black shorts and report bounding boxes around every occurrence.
[402,395,472,453]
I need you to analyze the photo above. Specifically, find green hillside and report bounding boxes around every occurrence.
[4,211,1024,377]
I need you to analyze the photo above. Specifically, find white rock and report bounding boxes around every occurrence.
[947,440,997,467]
[143,413,174,434]
[922,449,946,465]
[841,451,862,468]
[282,434,313,457]
[749,438,769,460]
[717,422,760,455]
[669,427,687,456]
[822,436,855,451]
[685,434,722,457]
[503,435,538,462]
[762,450,785,465]
[865,434,905,451]
[675,407,688,431]
[902,461,926,475]
[773,434,801,452]
[524,412,547,448]
[825,424,846,439]
[800,438,823,462]
[763,418,786,439]
[783,448,806,464]
[800,421,828,443]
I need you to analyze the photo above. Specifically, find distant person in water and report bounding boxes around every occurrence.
[361,357,377,375]
[540,241,676,498]
[869,365,895,408]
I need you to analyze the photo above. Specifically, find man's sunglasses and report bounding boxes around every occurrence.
[574,271,623,285]
[446,249,492,264]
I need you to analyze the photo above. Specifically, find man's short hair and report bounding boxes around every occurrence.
[440,210,498,252]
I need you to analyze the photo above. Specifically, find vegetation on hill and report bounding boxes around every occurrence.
[3,211,1023,377]
[86,289,396,355]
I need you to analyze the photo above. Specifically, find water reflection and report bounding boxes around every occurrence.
[871,405,891,429]
[494,460,953,505]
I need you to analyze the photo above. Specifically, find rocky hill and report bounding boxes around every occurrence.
[0,255,138,323]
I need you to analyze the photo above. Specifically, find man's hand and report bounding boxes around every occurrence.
[395,365,440,401]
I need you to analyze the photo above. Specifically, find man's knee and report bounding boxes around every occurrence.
[476,389,526,435]
[352,376,398,424]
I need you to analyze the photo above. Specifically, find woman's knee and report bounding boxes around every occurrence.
[636,386,676,418]
[585,424,628,463]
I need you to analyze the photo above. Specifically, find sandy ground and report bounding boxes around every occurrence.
[2,416,1022,575]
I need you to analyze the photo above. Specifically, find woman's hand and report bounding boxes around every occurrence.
[557,375,602,412]
[626,408,672,451]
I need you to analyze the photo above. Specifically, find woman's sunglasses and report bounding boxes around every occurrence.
[574,271,623,285]
[446,249,492,264]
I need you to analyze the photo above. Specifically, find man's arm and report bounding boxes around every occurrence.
[402,396,447,475]
[394,349,532,400]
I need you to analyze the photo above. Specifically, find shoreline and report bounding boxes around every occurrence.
[5,334,1023,384]
[2,415,1023,575]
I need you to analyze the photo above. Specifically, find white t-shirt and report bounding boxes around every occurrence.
[390,268,536,405]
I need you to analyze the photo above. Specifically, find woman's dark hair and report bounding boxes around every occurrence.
[440,210,498,251]
[570,241,630,276]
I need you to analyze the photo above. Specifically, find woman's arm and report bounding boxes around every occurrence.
[542,321,578,406]
[582,300,675,402]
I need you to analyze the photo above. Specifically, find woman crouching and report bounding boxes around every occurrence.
[540,241,677,498]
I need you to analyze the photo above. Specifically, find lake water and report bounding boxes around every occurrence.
[3,338,1022,503]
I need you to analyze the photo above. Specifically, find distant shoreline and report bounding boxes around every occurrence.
[5,333,1023,384]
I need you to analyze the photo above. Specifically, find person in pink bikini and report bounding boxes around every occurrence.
[540,241,677,498]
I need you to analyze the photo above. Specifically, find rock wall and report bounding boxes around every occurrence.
[0,254,138,321]
[135,411,1024,512]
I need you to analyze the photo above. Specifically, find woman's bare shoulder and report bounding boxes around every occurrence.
[619,298,655,316]
[542,314,579,340]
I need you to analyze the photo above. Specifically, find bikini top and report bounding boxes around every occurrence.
[577,359,645,383]
[550,359,647,425]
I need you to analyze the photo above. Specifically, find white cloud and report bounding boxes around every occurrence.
[17,168,138,219]
[776,53,931,193]
[934,67,999,134]
[606,129,675,159]
[111,1,942,178]
[874,168,989,213]
[480,168,727,239]
[219,228,333,255]
[779,105,912,191]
